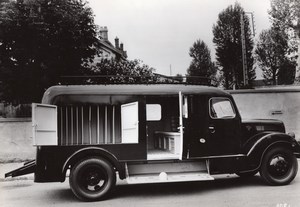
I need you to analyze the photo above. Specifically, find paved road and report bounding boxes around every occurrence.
[1,163,300,207]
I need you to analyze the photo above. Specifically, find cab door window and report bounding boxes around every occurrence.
[210,98,236,119]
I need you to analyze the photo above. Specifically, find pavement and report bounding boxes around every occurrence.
[0,162,34,182]
[2,169,300,207]
[2,159,300,183]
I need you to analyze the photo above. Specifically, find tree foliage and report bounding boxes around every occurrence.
[213,3,255,89]
[270,0,299,55]
[255,28,296,85]
[82,59,159,84]
[0,0,99,103]
[187,39,217,85]
[254,0,299,85]
[270,0,300,31]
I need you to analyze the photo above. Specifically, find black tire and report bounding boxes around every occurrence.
[69,157,116,201]
[260,147,298,185]
[236,170,258,178]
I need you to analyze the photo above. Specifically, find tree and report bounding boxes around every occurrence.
[270,0,300,33]
[82,59,158,84]
[255,28,296,85]
[268,0,299,83]
[277,58,297,84]
[213,3,255,89]
[187,39,217,85]
[0,0,98,103]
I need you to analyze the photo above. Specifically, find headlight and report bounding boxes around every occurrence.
[287,132,296,139]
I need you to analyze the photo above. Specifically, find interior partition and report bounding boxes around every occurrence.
[58,105,121,145]
[55,93,182,159]
[54,94,145,146]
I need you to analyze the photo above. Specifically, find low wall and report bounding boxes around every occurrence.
[0,103,31,118]
[231,87,300,140]
[0,118,35,163]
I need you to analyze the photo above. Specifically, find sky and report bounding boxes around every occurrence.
[87,0,272,77]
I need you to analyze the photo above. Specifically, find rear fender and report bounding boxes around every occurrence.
[61,147,125,182]
[243,132,300,171]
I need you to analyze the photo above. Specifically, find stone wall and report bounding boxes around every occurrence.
[232,88,300,140]
[0,118,35,162]
[0,103,31,118]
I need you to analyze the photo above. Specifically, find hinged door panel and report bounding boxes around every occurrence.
[32,103,58,146]
[121,101,139,143]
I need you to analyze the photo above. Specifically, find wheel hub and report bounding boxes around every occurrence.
[87,172,100,186]
[80,166,107,192]
[268,155,290,177]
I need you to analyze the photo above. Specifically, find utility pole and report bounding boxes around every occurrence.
[295,21,300,81]
[240,13,248,87]
[240,12,255,87]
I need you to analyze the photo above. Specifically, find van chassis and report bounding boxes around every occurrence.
[5,84,300,201]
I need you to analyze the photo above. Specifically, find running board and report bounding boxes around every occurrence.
[125,160,214,184]
[126,172,214,184]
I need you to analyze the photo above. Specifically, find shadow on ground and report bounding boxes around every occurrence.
[112,175,264,199]
[46,175,264,202]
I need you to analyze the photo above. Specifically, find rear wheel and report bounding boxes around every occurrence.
[69,157,116,201]
[260,147,298,185]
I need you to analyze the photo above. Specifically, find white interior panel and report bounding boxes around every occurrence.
[32,103,58,146]
[121,102,139,143]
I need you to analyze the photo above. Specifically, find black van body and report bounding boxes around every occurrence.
[6,84,300,201]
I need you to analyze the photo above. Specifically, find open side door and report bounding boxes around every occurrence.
[178,92,185,160]
[121,101,139,143]
[32,103,58,146]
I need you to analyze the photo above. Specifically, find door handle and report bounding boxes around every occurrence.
[209,126,215,133]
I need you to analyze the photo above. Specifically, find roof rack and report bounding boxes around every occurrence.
[59,75,212,86]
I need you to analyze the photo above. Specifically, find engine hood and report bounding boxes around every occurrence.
[242,119,285,132]
[242,118,284,125]
[241,119,285,144]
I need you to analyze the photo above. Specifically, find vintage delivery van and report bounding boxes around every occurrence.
[5,84,300,201]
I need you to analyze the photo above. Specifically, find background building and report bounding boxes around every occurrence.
[94,26,127,63]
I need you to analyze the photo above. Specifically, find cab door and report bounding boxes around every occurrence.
[185,96,241,157]
[184,95,210,157]
[207,97,241,155]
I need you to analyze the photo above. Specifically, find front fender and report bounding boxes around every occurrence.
[242,132,300,171]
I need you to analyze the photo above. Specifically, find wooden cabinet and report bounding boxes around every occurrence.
[154,131,180,155]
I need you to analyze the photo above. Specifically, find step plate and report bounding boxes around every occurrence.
[126,172,214,184]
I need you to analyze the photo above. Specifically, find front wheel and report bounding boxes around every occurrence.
[69,157,116,201]
[260,147,298,185]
